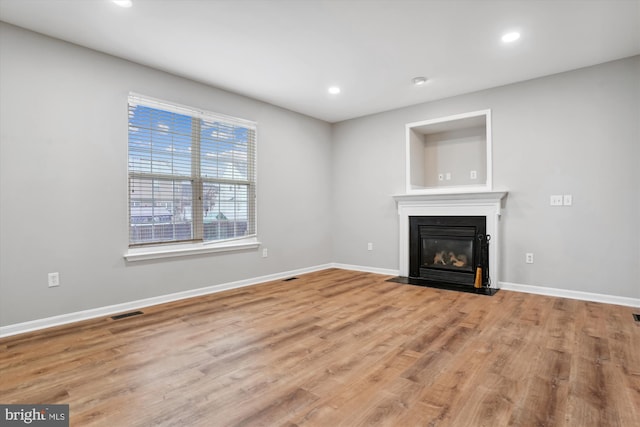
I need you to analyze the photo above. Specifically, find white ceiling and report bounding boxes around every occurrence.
[1,0,638,123]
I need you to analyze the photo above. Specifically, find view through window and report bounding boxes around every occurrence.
[127,94,256,246]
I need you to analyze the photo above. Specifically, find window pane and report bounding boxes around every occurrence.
[128,104,193,177]
[128,94,256,247]
[200,121,249,181]
[129,178,194,244]
[203,183,249,241]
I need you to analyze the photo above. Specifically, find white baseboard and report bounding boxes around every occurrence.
[499,281,640,308]
[0,263,333,338]
[331,263,400,276]
[4,266,636,338]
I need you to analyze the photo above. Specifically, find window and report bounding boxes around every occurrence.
[127,93,256,247]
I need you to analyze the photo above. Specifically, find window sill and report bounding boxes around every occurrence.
[124,237,261,262]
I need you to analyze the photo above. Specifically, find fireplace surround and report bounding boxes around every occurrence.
[393,191,507,293]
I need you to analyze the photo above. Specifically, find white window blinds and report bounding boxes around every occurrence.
[127,93,257,246]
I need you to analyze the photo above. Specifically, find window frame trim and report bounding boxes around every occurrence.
[126,92,258,252]
[124,236,261,262]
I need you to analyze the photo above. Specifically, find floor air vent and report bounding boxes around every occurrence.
[111,310,144,320]
[633,313,640,322]
[283,277,298,282]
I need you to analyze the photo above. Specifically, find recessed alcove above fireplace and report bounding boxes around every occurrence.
[393,191,507,292]
[406,110,492,194]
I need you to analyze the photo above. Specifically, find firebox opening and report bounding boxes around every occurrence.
[410,216,489,288]
[423,237,474,273]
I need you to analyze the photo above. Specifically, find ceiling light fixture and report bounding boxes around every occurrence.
[412,76,428,86]
[328,86,341,95]
[112,0,133,8]
[501,31,521,43]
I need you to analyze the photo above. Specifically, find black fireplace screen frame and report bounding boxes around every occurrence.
[409,216,489,287]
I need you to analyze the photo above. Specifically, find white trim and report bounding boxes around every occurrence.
[128,92,257,129]
[331,263,400,276]
[126,92,258,252]
[393,191,507,205]
[125,237,260,262]
[394,191,507,286]
[0,263,332,338]
[486,110,493,191]
[405,185,494,196]
[500,281,640,308]
[405,109,492,130]
[405,109,492,195]
[3,264,638,338]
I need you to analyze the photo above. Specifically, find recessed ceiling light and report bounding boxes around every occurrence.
[112,0,133,8]
[328,86,341,95]
[412,77,428,86]
[501,31,521,43]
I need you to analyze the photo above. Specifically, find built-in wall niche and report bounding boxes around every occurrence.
[406,109,492,194]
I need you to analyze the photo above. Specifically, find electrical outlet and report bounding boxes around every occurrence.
[445,172,451,181]
[470,170,477,180]
[367,242,373,251]
[563,194,572,206]
[438,173,444,181]
[550,195,563,206]
[525,253,534,264]
[48,272,60,287]
[262,248,268,258]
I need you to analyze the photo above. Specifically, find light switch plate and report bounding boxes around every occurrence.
[550,195,563,206]
[48,272,60,287]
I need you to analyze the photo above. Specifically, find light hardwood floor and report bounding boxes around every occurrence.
[1,269,639,426]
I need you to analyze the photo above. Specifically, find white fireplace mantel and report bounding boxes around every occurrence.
[393,191,507,287]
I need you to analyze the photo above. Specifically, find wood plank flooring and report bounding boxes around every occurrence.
[1,269,639,426]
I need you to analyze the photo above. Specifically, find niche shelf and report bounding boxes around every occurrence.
[406,109,492,194]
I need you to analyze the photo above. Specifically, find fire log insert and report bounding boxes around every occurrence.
[409,216,489,288]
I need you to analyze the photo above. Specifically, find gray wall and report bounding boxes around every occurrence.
[332,55,640,299]
[423,126,487,187]
[0,23,333,326]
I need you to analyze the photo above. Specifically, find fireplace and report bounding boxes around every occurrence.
[393,191,507,295]
[409,216,489,288]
